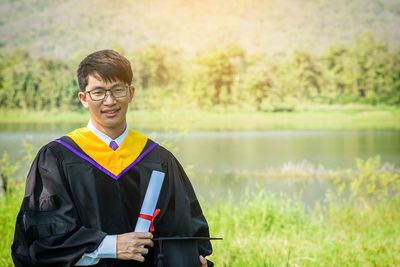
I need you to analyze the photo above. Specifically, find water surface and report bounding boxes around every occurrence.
[1,124,399,206]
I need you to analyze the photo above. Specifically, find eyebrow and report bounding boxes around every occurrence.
[91,83,126,90]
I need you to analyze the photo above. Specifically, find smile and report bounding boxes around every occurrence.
[102,108,121,117]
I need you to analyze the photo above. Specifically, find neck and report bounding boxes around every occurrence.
[91,121,126,140]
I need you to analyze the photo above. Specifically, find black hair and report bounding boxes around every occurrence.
[77,49,133,92]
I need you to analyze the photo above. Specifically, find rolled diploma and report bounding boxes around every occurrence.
[134,170,165,232]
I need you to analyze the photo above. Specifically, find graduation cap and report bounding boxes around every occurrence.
[152,236,222,267]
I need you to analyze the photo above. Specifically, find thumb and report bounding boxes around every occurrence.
[199,255,207,266]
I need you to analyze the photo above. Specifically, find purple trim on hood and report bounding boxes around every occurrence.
[53,139,158,180]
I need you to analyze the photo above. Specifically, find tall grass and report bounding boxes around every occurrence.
[205,157,400,266]
[204,190,399,266]
[1,156,399,266]
[0,185,24,267]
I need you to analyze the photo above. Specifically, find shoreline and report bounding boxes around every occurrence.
[1,108,399,131]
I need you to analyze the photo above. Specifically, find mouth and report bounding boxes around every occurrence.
[101,107,121,118]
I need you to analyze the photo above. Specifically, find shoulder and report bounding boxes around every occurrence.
[145,139,188,176]
[26,140,68,181]
[35,140,64,160]
[33,134,81,164]
[146,138,176,162]
[44,137,76,156]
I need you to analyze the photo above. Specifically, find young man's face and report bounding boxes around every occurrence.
[78,74,134,132]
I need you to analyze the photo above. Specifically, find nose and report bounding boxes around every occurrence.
[103,91,116,104]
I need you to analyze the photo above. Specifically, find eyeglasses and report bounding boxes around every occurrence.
[85,85,129,101]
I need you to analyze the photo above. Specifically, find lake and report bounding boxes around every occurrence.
[1,123,399,206]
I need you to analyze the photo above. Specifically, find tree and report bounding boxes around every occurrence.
[188,44,246,108]
[277,49,324,103]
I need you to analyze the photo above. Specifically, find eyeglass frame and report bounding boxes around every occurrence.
[84,84,131,101]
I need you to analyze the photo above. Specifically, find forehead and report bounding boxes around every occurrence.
[86,74,124,89]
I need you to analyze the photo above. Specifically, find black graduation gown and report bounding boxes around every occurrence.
[11,135,213,267]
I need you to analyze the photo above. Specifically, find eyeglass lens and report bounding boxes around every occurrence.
[88,86,128,101]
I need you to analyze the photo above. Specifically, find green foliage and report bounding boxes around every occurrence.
[322,34,400,105]
[328,156,400,205]
[278,49,324,101]
[0,35,399,112]
[235,54,279,111]
[128,45,182,90]
[0,184,23,267]
[0,151,19,193]
[125,45,184,111]
[0,139,35,194]
[187,44,246,109]
[0,49,78,111]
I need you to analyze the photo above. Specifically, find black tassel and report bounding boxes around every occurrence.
[156,253,164,267]
[156,240,164,267]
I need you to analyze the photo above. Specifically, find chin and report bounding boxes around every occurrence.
[102,120,123,128]
[94,116,121,128]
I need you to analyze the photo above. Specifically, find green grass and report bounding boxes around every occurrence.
[0,185,24,267]
[204,157,400,266]
[1,157,399,266]
[1,106,400,131]
[204,192,400,266]
[1,185,399,266]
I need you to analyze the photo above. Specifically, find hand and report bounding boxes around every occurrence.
[199,255,208,267]
[116,232,154,262]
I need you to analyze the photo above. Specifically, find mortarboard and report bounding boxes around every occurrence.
[152,236,223,267]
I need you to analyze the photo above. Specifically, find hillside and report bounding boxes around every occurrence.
[1,0,400,59]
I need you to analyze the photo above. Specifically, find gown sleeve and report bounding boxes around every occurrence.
[154,151,213,264]
[171,157,213,257]
[11,145,107,267]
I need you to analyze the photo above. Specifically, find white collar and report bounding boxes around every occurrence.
[87,120,129,147]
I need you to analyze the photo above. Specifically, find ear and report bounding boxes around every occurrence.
[128,86,135,103]
[78,91,89,108]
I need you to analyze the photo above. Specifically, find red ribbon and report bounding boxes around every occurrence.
[139,208,160,232]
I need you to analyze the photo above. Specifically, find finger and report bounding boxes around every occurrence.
[132,254,145,263]
[141,239,154,247]
[199,255,207,267]
[137,247,149,255]
[137,232,153,239]
[135,232,153,239]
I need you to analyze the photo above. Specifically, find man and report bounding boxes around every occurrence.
[11,50,213,266]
